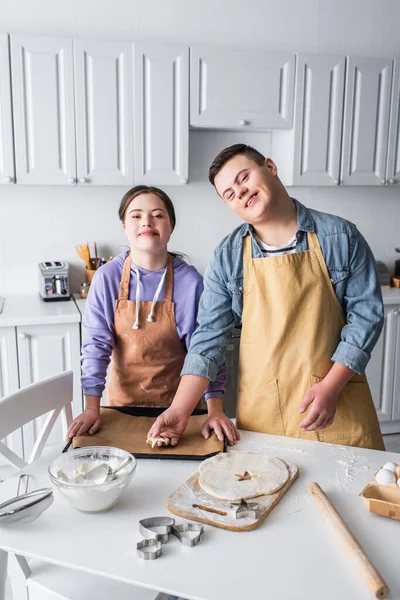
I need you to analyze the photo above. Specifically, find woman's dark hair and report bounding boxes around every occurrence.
[209,144,266,186]
[119,185,176,230]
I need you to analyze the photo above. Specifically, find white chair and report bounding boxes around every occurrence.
[0,371,157,600]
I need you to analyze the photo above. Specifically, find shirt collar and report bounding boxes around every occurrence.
[239,197,315,237]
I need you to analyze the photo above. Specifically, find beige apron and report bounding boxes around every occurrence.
[107,254,187,407]
[236,233,384,450]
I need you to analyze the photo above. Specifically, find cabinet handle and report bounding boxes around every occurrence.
[68,177,75,184]
[394,310,399,316]
[19,333,27,340]
[79,177,87,184]
[239,119,248,127]
[3,176,12,183]
[380,179,386,185]
[389,179,395,184]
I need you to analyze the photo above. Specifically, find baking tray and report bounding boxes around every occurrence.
[63,405,227,460]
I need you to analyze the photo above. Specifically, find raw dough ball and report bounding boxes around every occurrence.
[375,468,396,486]
[382,462,398,473]
[198,452,289,501]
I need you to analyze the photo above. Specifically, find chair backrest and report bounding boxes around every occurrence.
[0,371,73,469]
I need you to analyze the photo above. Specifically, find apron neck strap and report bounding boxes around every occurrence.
[243,234,252,259]
[307,231,322,255]
[119,254,132,300]
[164,254,174,302]
[119,253,174,302]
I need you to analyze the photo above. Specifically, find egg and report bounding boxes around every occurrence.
[382,461,398,473]
[375,468,396,486]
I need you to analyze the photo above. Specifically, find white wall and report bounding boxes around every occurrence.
[1,0,400,294]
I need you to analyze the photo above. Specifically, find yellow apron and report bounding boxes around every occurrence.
[236,233,384,450]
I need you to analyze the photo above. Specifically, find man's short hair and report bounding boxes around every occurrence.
[209,144,266,186]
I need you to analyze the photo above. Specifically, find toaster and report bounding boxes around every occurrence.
[38,261,71,301]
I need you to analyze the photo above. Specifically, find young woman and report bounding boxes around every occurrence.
[67,185,239,446]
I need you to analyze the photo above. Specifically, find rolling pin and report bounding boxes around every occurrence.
[308,482,389,599]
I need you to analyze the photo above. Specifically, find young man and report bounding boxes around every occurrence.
[149,144,385,450]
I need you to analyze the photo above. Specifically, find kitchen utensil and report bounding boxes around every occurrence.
[308,482,389,599]
[75,244,91,270]
[71,406,225,459]
[139,517,175,543]
[48,446,136,513]
[79,455,132,484]
[171,523,204,547]
[230,498,258,519]
[136,538,162,560]
[0,474,54,526]
[167,460,298,532]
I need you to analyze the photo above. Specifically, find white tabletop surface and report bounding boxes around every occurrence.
[0,432,399,600]
[0,294,81,327]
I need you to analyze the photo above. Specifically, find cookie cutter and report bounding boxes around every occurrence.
[136,538,162,560]
[172,523,204,547]
[139,517,175,543]
[230,498,258,519]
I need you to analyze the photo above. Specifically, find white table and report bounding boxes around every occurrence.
[0,432,399,600]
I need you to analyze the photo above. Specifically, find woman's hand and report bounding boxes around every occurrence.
[202,398,240,445]
[66,407,101,440]
[147,406,190,446]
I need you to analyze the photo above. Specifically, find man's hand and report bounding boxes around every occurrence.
[202,397,240,445]
[147,407,190,447]
[67,408,101,440]
[298,381,339,432]
[202,412,240,446]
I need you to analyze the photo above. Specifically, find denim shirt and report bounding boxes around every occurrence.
[182,199,384,382]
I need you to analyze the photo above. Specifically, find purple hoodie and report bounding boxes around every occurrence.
[81,251,226,400]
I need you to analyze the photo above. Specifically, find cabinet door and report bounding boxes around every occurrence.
[134,43,189,185]
[74,39,133,186]
[0,35,15,185]
[292,54,345,186]
[190,47,295,130]
[391,307,400,420]
[341,56,393,185]
[0,327,23,459]
[386,59,400,186]
[11,35,76,185]
[17,323,82,458]
[366,306,397,423]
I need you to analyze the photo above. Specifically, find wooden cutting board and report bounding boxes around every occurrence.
[167,459,299,531]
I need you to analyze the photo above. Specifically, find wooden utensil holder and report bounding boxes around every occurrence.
[85,268,96,284]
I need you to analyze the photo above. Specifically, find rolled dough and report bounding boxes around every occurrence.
[198,452,289,500]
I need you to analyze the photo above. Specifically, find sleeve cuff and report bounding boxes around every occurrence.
[181,353,218,382]
[82,388,103,397]
[331,341,370,375]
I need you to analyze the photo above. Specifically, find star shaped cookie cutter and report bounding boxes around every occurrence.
[230,498,258,519]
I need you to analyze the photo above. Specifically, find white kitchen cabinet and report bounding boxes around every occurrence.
[134,43,189,185]
[341,56,393,186]
[0,34,15,185]
[386,58,400,186]
[16,322,82,456]
[74,39,134,186]
[0,327,23,459]
[366,295,400,435]
[190,47,295,130]
[273,54,345,186]
[11,34,76,185]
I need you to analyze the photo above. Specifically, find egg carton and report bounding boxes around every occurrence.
[360,462,400,520]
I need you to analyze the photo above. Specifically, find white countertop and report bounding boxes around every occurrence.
[0,294,81,327]
[0,433,398,600]
[381,288,400,304]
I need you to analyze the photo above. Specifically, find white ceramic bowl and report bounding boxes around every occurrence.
[48,446,136,513]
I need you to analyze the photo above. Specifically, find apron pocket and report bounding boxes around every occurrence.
[311,375,381,443]
[237,378,285,435]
